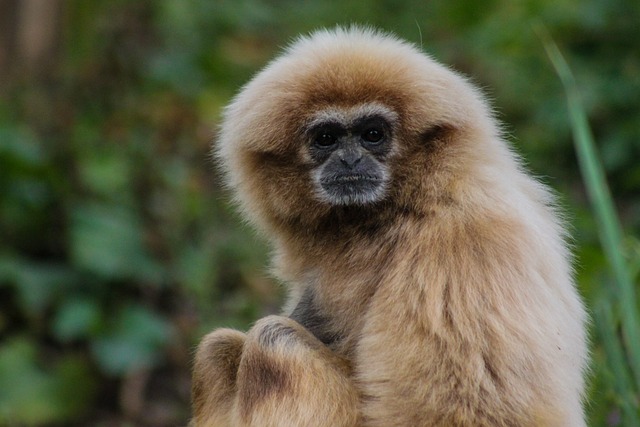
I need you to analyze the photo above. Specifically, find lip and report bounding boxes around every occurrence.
[322,174,382,184]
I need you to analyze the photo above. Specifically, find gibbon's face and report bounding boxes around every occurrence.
[218,28,497,231]
[305,103,397,206]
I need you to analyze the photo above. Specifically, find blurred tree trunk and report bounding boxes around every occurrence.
[0,0,64,81]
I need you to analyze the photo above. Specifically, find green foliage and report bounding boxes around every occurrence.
[0,338,95,425]
[540,29,640,423]
[0,0,638,425]
[90,304,173,376]
[70,202,162,281]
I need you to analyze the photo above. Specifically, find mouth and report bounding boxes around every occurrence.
[322,174,383,184]
[319,174,386,206]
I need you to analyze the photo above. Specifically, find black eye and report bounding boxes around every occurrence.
[315,133,337,148]
[362,128,383,143]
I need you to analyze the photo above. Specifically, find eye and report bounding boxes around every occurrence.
[315,133,337,148]
[362,128,384,144]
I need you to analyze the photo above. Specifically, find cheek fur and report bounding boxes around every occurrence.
[311,163,330,202]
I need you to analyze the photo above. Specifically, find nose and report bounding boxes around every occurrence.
[338,149,362,168]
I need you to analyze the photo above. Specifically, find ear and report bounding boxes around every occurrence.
[420,123,456,145]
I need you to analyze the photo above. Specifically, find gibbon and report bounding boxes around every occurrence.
[192,27,588,427]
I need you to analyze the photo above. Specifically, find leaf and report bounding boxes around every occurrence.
[0,337,95,425]
[69,202,163,282]
[0,256,75,316]
[90,304,173,376]
[175,243,218,299]
[0,126,44,167]
[77,151,131,196]
[52,297,102,342]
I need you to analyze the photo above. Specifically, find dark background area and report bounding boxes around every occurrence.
[0,0,638,425]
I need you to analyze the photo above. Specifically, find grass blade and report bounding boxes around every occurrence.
[536,24,640,389]
[594,299,640,425]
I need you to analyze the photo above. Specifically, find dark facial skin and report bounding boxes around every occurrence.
[307,114,395,206]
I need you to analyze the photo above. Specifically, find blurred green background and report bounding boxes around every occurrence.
[0,0,638,425]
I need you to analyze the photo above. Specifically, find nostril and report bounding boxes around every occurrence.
[339,153,362,168]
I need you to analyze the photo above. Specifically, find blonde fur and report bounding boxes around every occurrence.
[193,27,588,426]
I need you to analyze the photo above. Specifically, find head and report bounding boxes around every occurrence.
[217,27,502,235]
